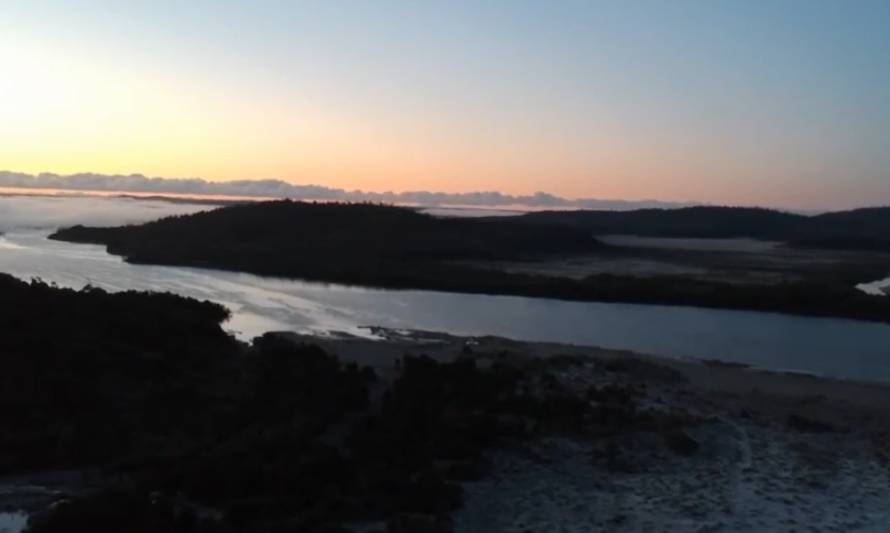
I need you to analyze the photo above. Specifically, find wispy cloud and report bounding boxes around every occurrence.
[0,171,688,210]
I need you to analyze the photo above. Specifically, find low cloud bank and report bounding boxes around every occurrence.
[0,195,211,233]
[0,171,688,210]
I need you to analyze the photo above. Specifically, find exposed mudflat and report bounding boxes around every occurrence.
[286,329,890,532]
[458,235,890,286]
[455,428,890,533]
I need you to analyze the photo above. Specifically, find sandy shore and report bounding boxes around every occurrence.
[280,328,890,532]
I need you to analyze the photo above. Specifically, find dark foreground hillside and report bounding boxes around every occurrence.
[0,274,690,532]
[5,276,890,531]
[0,275,236,473]
[51,201,890,324]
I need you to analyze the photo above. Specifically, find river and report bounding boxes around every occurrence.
[2,194,890,383]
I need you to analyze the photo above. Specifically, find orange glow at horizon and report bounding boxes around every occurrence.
[3,4,889,213]
[0,39,679,202]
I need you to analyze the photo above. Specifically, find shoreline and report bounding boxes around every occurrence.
[66,249,890,326]
[278,326,890,411]
[8,227,890,383]
[48,199,890,327]
[280,328,890,531]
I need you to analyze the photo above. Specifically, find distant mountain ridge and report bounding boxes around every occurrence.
[514,205,890,250]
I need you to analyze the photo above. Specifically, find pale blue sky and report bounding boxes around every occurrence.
[3,1,890,208]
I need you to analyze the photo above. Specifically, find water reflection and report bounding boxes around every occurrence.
[0,512,27,533]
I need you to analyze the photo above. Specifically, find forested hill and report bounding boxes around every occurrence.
[51,200,601,269]
[48,201,890,323]
[53,202,890,253]
[513,205,890,249]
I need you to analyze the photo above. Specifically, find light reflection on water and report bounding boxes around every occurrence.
[858,277,890,296]
[0,512,27,533]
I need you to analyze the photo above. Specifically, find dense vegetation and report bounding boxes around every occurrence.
[51,201,890,323]
[0,274,691,532]
[518,206,804,239]
[0,274,237,472]
[516,205,890,249]
[52,200,600,267]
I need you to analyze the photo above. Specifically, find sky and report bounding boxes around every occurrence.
[2,1,890,209]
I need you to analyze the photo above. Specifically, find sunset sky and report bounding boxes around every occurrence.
[2,1,890,209]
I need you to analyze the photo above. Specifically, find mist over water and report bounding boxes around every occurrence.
[0,194,211,233]
[3,195,890,383]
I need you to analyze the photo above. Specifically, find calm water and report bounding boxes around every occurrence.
[2,195,890,383]
[0,512,26,533]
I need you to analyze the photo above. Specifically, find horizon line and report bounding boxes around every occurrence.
[0,170,875,213]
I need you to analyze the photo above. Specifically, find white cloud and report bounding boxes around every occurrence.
[0,171,689,210]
